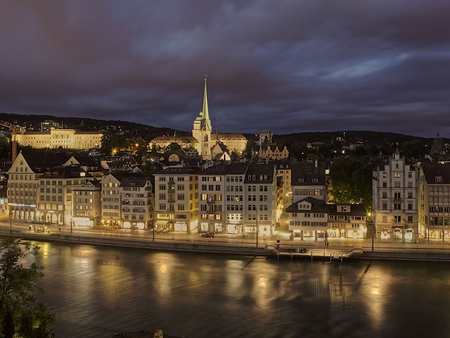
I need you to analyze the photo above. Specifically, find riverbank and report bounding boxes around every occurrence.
[3,228,450,262]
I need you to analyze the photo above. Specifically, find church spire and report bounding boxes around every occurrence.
[202,77,212,131]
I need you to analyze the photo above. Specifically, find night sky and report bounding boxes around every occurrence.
[1,1,450,137]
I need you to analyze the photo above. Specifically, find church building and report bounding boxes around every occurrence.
[149,80,247,160]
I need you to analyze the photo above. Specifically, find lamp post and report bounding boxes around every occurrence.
[255,207,259,248]
[9,211,12,234]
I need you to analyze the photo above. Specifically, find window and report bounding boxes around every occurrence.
[394,215,401,223]
[394,172,401,178]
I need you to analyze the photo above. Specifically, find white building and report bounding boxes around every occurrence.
[12,128,102,150]
[372,150,418,242]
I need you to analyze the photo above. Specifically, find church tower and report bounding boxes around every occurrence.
[192,79,212,160]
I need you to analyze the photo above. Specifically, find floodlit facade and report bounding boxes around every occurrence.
[101,173,123,228]
[120,177,154,230]
[286,197,367,241]
[72,180,102,228]
[12,128,102,150]
[150,81,247,158]
[198,165,227,233]
[7,152,40,221]
[418,162,450,240]
[37,166,91,226]
[243,163,278,236]
[153,167,199,233]
[372,150,418,242]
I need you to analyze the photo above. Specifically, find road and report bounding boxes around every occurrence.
[3,219,450,254]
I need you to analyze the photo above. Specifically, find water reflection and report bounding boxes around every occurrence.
[14,240,450,338]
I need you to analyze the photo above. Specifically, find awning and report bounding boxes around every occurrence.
[155,221,169,226]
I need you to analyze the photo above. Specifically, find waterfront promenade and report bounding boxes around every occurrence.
[2,220,450,262]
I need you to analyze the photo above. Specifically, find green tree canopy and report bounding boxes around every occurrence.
[328,158,373,212]
[0,239,55,337]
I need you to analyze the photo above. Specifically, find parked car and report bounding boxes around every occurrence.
[200,232,216,238]
[299,248,308,253]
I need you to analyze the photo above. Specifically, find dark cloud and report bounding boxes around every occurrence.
[1,1,449,138]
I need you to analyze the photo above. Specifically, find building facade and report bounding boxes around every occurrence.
[72,180,102,228]
[418,162,450,240]
[291,161,327,203]
[286,197,367,241]
[12,128,102,150]
[153,167,199,233]
[372,151,418,242]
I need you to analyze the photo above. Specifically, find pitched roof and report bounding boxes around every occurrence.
[291,161,327,186]
[244,163,275,183]
[420,162,450,184]
[20,150,71,173]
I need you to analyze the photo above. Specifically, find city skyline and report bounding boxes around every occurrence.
[1,1,450,138]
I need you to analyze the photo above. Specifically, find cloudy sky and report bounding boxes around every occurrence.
[1,1,450,137]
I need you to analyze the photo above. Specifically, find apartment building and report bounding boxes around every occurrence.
[243,163,277,236]
[101,172,123,228]
[120,177,153,230]
[224,163,249,234]
[372,150,418,242]
[418,162,450,240]
[37,166,92,226]
[153,167,199,233]
[286,197,367,241]
[7,151,73,222]
[286,197,329,241]
[198,165,227,233]
[72,180,102,227]
[291,161,327,203]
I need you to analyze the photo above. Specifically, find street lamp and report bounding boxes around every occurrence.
[256,217,259,248]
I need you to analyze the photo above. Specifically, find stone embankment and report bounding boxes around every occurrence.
[3,228,450,262]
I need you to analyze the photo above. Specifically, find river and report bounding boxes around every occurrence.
[21,240,450,337]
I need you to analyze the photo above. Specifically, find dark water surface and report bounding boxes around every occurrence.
[25,240,450,338]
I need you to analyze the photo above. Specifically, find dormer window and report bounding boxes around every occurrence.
[312,179,318,183]
[298,179,304,183]
[436,176,443,183]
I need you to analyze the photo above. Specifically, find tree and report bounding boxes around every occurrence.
[328,158,373,210]
[0,239,55,337]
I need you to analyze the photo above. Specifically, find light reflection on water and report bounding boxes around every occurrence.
[20,240,450,338]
